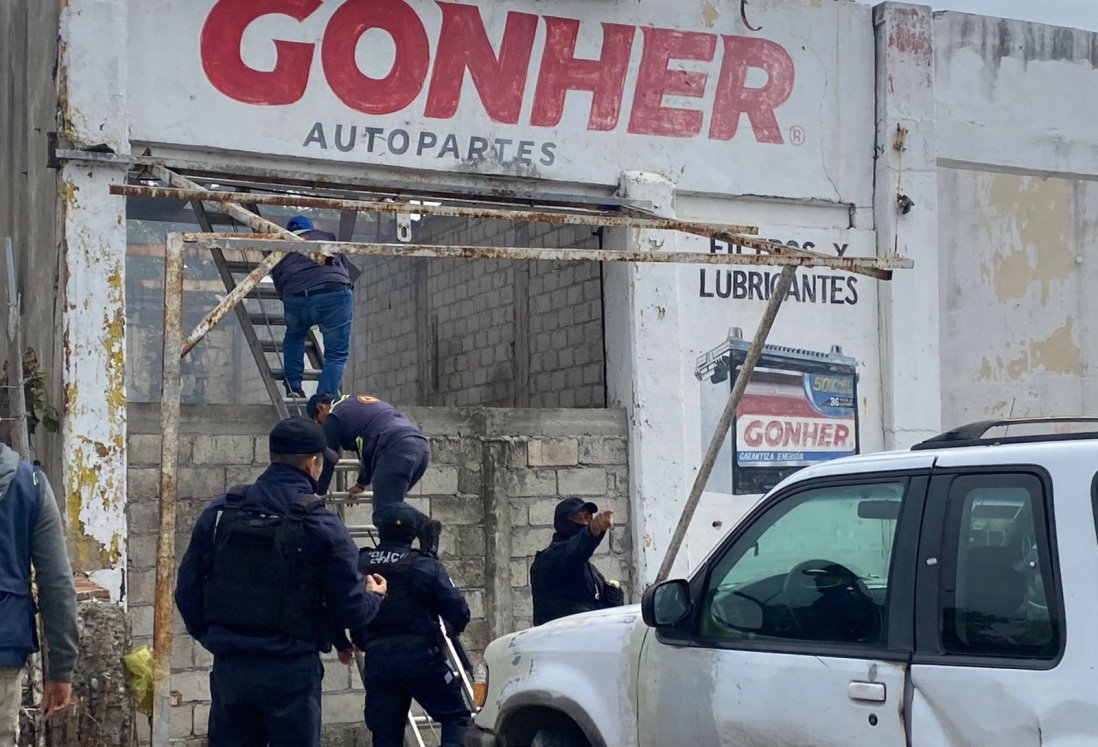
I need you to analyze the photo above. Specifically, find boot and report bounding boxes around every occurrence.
[417,519,443,558]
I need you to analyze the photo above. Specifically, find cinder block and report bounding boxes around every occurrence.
[557,468,607,497]
[193,704,210,736]
[128,534,158,572]
[171,634,194,669]
[527,438,578,467]
[170,703,193,738]
[465,588,486,619]
[511,527,551,558]
[415,465,459,496]
[192,435,254,466]
[128,434,162,466]
[177,467,228,501]
[225,466,263,489]
[510,559,532,588]
[527,497,563,527]
[173,668,211,703]
[127,569,156,606]
[429,496,483,525]
[579,438,628,466]
[128,500,160,536]
[502,470,556,497]
[127,469,161,501]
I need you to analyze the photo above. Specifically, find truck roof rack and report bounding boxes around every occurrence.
[912,417,1098,450]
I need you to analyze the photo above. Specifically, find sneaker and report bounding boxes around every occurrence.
[284,385,307,399]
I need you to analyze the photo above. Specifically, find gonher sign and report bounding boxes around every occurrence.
[201,1,794,145]
[129,0,875,200]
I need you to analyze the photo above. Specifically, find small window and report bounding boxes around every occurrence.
[699,481,905,648]
[941,474,1059,660]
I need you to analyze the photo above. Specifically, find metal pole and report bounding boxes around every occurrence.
[655,265,797,583]
[151,233,185,747]
[4,238,28,457]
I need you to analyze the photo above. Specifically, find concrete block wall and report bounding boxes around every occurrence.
[351,217,606,409]
[125,403,630,744]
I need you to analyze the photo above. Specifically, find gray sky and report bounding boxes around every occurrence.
[856,0,1098,32]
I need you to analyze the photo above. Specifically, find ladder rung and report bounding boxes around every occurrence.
[338,459,359,468]
[223,260,262,274]
[261,339,317,353]
[269,368,322,381]
[248,313,286,326]
[246,286,281,300]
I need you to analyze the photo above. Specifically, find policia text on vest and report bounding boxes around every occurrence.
[176,417,386,747]
[337,502,473,747]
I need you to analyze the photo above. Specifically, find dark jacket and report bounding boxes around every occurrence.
[0,445,78,680]
[317,395,427,494]
[530,518,618,626]
[336,540,470,651]
[175,463,382,657]
[270,229,355,298]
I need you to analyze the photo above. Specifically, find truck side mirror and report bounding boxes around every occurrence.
[641,579,692,629]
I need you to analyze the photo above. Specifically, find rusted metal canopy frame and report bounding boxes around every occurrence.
[111,183,897,281]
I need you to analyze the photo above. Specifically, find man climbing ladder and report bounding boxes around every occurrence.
[309,392,439,552]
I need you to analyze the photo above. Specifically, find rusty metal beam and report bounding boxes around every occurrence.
[655,265,798,584]
[151,233,184,747]
[112,183,762,238]
[186,235,911,274]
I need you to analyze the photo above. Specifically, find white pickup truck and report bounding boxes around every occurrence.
[466,419,1097,747]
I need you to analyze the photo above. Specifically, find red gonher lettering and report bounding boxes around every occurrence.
[200,0,321,105]
[628,28,716,138]
[742,419,852,449]
[529,17,635,130]
[198,2,796,144]
[322,0,430,115]
[709,35,795,144]
[425,4,538,124]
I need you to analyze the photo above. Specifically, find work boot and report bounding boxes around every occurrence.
[284,384,307,399]
[418,519,443,558]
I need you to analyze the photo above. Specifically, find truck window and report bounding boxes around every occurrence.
[939,474,1059,660]
[698,481,905,648]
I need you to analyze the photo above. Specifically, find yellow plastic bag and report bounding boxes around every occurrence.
[122,645,155,716]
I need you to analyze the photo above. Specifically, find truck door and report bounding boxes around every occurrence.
[639,470,928,746]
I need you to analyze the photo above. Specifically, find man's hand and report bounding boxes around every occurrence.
[589,511,615,536]
[337,648,356,665]
[40,681,72,719]
[366,573,387,596]
[348,484,367,496]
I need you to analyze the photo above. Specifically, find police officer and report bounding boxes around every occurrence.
[349,503,471,747]
[308,392,441,551]
[530,497,625,625]
[176,416,387,746]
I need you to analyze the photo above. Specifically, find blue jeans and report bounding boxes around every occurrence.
[281,288,352,396]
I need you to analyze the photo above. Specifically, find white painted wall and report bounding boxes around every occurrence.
[935,13,1098,432]
[58,0,130,600]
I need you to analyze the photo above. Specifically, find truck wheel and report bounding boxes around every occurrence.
[530,723,588,747]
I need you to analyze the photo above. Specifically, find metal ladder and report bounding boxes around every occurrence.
[191,199,476,746]
[191,200,326,419]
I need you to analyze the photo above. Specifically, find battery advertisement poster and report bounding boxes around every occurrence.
[684,228,881,501]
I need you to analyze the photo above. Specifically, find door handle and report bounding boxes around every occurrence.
[848,681,886,703]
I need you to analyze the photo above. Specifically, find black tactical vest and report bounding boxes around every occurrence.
[204,485,325,642]
[359,547,437,639]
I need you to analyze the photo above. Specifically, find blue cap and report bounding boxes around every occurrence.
[287,215,314,232]
[375,503,422,541]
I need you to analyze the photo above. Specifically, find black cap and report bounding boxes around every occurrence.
[554,497,598,524]
[374,502,422,541]
[307,393,336,420]
[269,417,339,463]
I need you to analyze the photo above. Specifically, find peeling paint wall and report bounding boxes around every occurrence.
[938,170,1096,425]
[56,0,131,599]
[936,14,1098,428]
